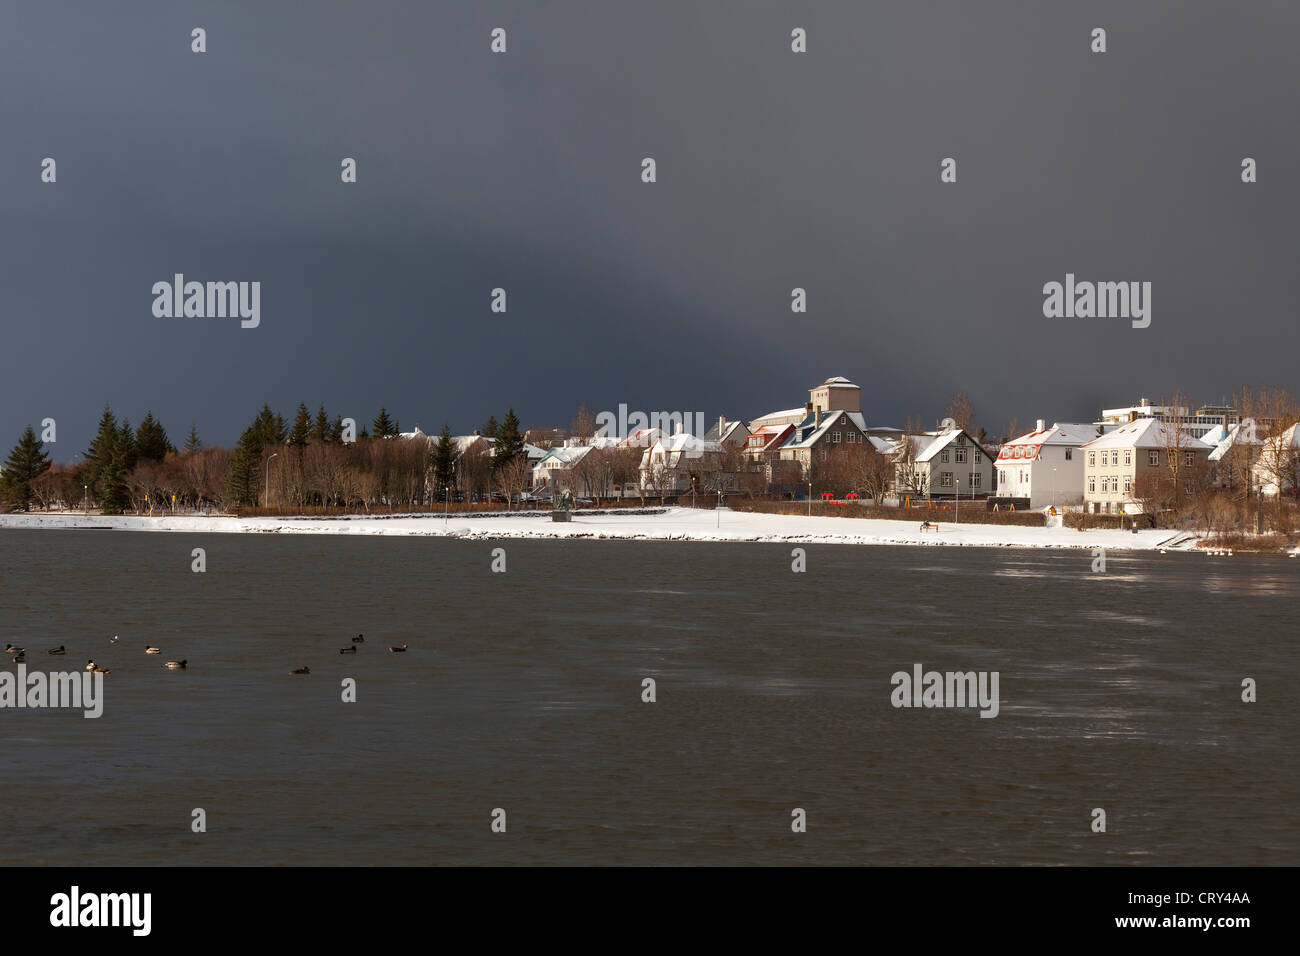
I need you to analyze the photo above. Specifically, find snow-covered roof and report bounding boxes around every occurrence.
[816,376,860,389]
[658,432,720,453]
[1003,422,1097,448]
[704,418,748,442]
[998,422,1098,460]
[783,410,870,448]
[913,428,989,463]
[1079,418,1195,451]
[1252,424,1300,472]
[537,445,594,466]
[1198,424,1229,447]
[750,407,808,427]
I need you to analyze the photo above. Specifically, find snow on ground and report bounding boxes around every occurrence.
[0,507,1188,550]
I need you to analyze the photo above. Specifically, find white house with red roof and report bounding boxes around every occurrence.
[994,420,1098,509]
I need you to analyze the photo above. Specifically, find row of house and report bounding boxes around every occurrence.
[400,381,1299,513]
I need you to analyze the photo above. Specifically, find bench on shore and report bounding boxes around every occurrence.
[919,521,939,532]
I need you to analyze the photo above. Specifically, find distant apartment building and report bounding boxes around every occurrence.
[1079,418,1209,513]
[1097,398,1238,440]
[993,421,1098,509]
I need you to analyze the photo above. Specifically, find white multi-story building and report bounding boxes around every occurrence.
[1096,398,1237,440]
[994,421,1098,509]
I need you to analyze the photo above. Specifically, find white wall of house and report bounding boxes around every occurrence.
[996,445,1084,509]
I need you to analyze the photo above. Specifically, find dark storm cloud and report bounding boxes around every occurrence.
[2,1,1297,454]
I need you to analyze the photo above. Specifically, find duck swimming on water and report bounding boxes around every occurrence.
[145,646,161,655]
[339,646,357,654]
[388,644,408,653]
[352,634,365,643]
[47,645,66,655]
[164,660,187,670]
[84,660,97,671]
[291,666,311,675]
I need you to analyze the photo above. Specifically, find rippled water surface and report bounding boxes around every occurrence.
[0,530,1295,865]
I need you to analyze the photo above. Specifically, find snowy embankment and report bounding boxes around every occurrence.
[0,507,1189,551]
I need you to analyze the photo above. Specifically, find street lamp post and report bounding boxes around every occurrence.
[955,477,960,525]
[265,452,279,509]
[83,484,88,514]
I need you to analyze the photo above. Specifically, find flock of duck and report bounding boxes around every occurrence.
[289,634,409,675]
[4,636,184,673]
[4,633,410,676]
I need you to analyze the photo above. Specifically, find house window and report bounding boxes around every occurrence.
[1124,449,1131,465]
[1149,450,1159,466]
[1065,448,1073,461]
[972,472,981,488]
[1088,476,1095,493]
[941,450,950,463]
[1088,452,1095,466]
[1111,451,1120,466]
[941,472,953,486]
[974,450,982,464]
[1184,451,1194,467]
[831,431,841,443]
[956,448,967,463]
[1124,475,1131,493]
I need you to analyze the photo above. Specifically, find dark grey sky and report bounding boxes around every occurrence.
[3,1,1297,455]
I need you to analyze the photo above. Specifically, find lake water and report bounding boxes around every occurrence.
[0,529,1295,865]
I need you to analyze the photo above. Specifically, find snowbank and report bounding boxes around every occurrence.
[0,507,1187,551]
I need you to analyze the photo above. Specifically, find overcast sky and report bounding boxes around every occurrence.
[3,1,1297,455]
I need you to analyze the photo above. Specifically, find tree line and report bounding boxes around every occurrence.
[0,403,537,514]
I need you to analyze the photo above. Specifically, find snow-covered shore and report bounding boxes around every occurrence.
[0,507,1190,550]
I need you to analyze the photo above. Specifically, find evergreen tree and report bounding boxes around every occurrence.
[250,404,286,448]
[312,404,330,443]
[433,423,456,497]
[493,408,525,470]
[289,403,312,447]
[480,416,499,440]
[372,407,396,438]
[0,425,52,511]
[98,443,130,515]
[225,427,263,507]
[82,405,119,489]
[184,423,202,454]
[135,411,173,462]
[117,419,137,473]
[330,416,345,443]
